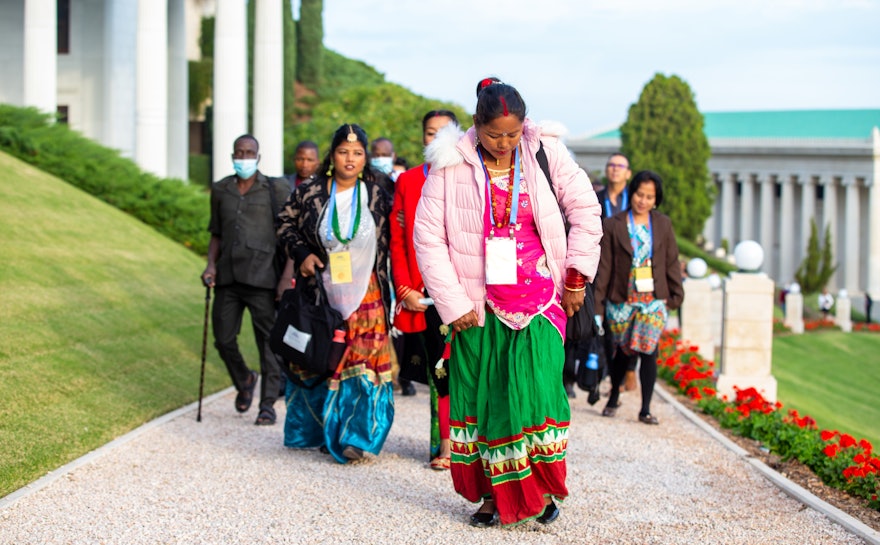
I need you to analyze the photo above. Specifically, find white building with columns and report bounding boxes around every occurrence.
[567,110,880,301]
[0,0,285,180]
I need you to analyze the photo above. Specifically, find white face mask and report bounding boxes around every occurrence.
[233,158,258,179]
[370,156,394,175]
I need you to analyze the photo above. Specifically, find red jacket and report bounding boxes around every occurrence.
[390,163,431,332]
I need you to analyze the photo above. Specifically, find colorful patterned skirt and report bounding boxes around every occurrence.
[284,274,395,463]
[448,312,569,526]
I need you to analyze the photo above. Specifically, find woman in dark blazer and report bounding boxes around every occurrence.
[593,170,684,425]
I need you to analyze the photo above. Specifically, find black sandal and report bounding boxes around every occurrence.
[235,371,258,413]
[254,407,276,426]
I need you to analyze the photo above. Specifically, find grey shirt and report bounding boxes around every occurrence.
[208,172,291,289]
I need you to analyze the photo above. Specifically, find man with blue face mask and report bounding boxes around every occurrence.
[369,137,396,196]
[201,134,291,426]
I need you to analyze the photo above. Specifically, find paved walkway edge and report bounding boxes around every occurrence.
[656,385,880,545]
[0,387,235,511]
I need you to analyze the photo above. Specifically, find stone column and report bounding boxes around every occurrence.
[843,177,861,293]
[800,176,816,249]
[758,175,775,281]
[103,0,137,160]
[717,272,778,402]
[23,0,57,115]
[166,0,189,180]
[779,177,796,284]
[720,173,736,250]
[702,174,720,250]
[680,278,714,362]
[213,0,249,180]
[253,0,284,177]
[739,175,755,242]
[820,176,838,289]
[868,128,880,302]
[136,0,169,176]
[784,291,804,334]
[836,291,852,333]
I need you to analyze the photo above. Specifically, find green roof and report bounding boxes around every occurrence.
[588,109,880,140]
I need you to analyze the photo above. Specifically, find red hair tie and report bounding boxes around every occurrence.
[480,78,495,91]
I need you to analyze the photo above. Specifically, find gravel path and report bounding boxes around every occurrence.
[0,382,871,545]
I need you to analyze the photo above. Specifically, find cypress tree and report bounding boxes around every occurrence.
[620,73,713,240]
[297,0,323,87]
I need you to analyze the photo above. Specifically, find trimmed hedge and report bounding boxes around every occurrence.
[0,105,210,254]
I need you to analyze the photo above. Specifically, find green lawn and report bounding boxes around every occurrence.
[773,331,880,448]
[0,152,253,497]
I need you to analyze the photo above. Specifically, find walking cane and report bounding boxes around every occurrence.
[197,284,211,422]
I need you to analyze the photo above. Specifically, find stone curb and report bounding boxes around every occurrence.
[655,385,880,545]
[0,387,235,511]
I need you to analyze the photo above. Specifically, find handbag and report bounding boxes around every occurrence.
[270,271,346,378]
[536,143,597,344]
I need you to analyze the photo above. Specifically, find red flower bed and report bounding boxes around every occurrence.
[657,330,879,511]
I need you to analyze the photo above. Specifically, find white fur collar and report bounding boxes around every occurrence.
[424,123,465,170]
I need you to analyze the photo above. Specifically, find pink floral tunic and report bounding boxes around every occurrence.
[483,172,566,338]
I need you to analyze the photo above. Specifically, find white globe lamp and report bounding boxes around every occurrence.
[789,282,801,294]
[734,240,764,272]
[686,258,708,279]
[707,273,722,290]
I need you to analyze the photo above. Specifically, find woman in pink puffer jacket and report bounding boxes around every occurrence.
[413,77,602,528]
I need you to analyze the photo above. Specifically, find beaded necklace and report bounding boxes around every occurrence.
[326,179,362,245]
[478,146,521,231]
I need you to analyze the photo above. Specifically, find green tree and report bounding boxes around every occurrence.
[620,73,713,240]
[283,0,297,125]
[795,219,837,294]
[297,0,323,87]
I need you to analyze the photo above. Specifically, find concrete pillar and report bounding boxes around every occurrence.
[820,176,838,290]
[212,0,248,180]
[739,175,755,242]
[136,0,169,176]
[720,173,736,249]
[868,128,880,301]
[167,0,189,180]
[836,291,852,333]
[680,278,714,362]
[800,176,816,249]
[717,272,778,402]
[758,175,775,281]
[711,284,723,348]
[843,177,861,293]
[784,291,804,334]
[253,0,284,177]
[103,0,137,160]
[23,0,57,115]
[779,177,796,284]
[702,174,719,250]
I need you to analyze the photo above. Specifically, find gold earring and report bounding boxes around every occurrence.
[358,170,363,179]
[326,166,333,177]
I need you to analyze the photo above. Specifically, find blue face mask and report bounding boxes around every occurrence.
[233,159,258,179]
[370,156,394,175]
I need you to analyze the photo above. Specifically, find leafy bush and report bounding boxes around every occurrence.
[0,105,210,254]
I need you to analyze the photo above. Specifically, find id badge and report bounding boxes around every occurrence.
[634,266,654,293]
[329,251,353,284]
[485,237,517,285]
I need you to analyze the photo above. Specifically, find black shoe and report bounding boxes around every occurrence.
[400,379,416,396]
[234,370,258,413]
[639,413,659,425]
[536,500,559,524]
[254,407,276,426]
[469,511,499,528]
[342,446,364,461]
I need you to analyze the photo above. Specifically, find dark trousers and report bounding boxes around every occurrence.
[606,348,658,416]
[212,283,280,411]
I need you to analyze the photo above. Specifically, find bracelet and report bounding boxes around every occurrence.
[564,268,586,290]
[564,285,586,292]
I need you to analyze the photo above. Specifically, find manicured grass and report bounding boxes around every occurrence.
[773,331,880,448]
[0,152,254,497]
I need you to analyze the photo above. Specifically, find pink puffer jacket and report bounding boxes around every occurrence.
[413,119,602,326]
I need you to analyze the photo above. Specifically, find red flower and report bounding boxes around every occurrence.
[824,444,840,458]
[821,430,838,442]
[839,434,857,449]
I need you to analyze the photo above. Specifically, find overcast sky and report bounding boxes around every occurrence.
[315,0,880,138]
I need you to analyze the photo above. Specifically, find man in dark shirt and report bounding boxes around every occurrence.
[594,153,639,393]
[201,134,291,425]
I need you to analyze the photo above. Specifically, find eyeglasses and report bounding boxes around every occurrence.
[606,162,629,169]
